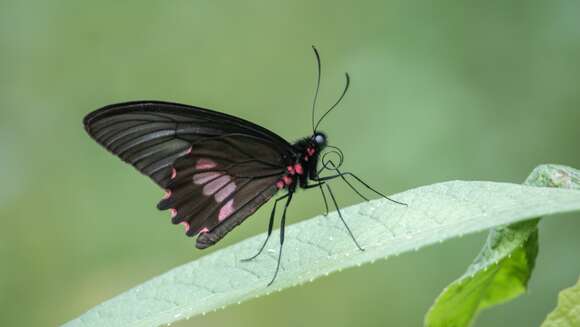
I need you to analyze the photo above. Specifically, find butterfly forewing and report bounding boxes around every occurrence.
[84,101,293,188]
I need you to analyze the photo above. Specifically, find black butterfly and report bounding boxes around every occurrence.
[84,47,406,285]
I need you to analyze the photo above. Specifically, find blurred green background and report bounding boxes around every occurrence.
[1,1,580,326]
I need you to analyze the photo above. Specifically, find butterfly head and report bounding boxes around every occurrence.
[311,131,327,150]
[309,131,345,173]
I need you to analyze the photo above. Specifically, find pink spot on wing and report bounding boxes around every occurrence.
[180,221,190,232]
[199,227,209,234]
[287,165,295,175]
[163,190,172,199]
[193,172,220,184]
[171,168,177,179]
[195,158,216,170]
[203,175,231,196]
[307,147,316,156]
[283,175,292,185]
[215,182,236,202]
[218,199,235,222]
[294,163,303,175]
[276,180,285,189]
[170,208,177,218]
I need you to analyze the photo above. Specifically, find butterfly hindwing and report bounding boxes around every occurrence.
[157,134,285,247]
[196,183,280,249]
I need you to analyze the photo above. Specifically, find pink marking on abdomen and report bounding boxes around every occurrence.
[203,175,231,196]
[283,175,292,185]
[170,208,177,218]
[171,168,177,179]
[180,221,190,232]
[193,172,220,184]
[294,163,303,175]
[186,146,192,154]
[163,190,172,199]
[276,180,285,189]
[195,158,216,170]
[215,182,236,202]
[218,199,235,222]
[199,227,209,234]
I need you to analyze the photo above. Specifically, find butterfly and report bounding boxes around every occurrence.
[84,46,406,285]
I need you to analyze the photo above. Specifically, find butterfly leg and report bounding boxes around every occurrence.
[268,191,294,286]
[318,183,330,216]
[324,160,369,202]
[316,162,407,206]
[325,183,364,252]
[241,193,290,262]
[301,181,329,216]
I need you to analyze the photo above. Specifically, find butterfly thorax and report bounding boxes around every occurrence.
[278,131,327,191]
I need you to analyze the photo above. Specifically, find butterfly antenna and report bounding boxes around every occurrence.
[311,45,322,133]
[314,72,350,132]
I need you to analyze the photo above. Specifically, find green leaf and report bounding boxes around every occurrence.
[541,276,580,327]
[425,165,580,327]
[63,174,580,327]
[425,220,539,327]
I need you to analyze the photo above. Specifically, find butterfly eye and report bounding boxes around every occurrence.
[314,133,326,145]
